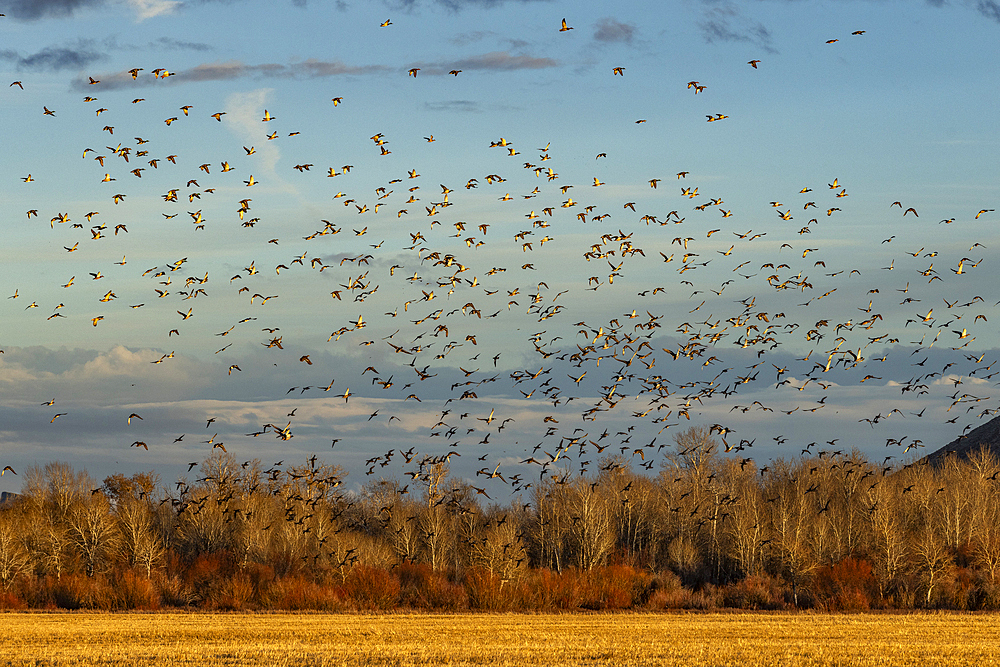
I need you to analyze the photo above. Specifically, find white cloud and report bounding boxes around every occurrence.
[126,0,181,21]
[223,88,292,191]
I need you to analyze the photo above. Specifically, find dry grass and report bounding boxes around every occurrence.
[2,611,999,666]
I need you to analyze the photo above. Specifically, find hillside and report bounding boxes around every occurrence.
[924,414,1000,465]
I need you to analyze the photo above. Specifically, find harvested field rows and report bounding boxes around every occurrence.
[3,612,999,666]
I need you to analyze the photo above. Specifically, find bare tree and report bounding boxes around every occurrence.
[66,491,117,577]
[763,460,819,606]
[104,472,164,577]
[566,476,615,570]
[0,503,31,588]
[865,478,908,600]
[416,462,451,570]
[21,463,93,579]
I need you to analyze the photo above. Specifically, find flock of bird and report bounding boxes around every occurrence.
[1,15,996,498]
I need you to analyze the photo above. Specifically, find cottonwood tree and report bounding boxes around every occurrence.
[104,472,165,577]
[725,463,766,577]
[899,464,953,606]
[763,460,820,606]
[934,455,976,549]
[864,477,908,600]
[470,509,526,585]
[565,476,614,570]
[661,428,726,579]
[417,461,452,571]
[530,477,571,573]
[0,503,31,588]
[66,491,116,577]
[21,462,93,579]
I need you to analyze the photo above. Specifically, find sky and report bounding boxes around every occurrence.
[0,0,998,497]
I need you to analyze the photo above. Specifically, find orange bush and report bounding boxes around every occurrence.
[398,562,467,610]
[0,589,26,610]
[203,571,255,611]
[259,575,344,611]
[343,566,399,610]
[464,567,510,611]
[185,552,232,588]
[720,574,786,610]
[813,557,876,611]
[579,565,648,610]
[529,568,583,610]
[110,570,161,610]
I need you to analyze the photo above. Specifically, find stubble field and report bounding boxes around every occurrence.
[3,612,1000,666]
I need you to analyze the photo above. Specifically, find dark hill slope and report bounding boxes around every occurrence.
[924,414,1000,465]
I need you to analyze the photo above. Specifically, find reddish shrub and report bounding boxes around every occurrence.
[89,570,162,610]
[0,589,26,610]
[343,566,400,610]
[578,565,632,610]
[644,571,715,610]
[260,575,344,611]
[244,562,275,589]
[464,567,510,611]
[204,571,255,610]
[813,557,876,611]
[47,574,94,609]
[241,562,276,607]
[647,586,717,610]
[123,570,161,610]
[530,568,582,611]
[154,573,196,608]
[980,579,1000,610]
[185,552,233,587]
[398,562,467,610]
[720,574,785,610]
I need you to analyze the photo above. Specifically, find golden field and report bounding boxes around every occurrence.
[2,612,999,666]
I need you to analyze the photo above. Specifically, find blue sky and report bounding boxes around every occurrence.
[0,0,998,495]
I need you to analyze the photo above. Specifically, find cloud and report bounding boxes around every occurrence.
[699,3,777,54]
[977,0,1000,22]
[2,0,310,20]
[224,88,283,176]
[71,51,553,91]
[127,0,180,20]
[386,0,549,11]
[449,31,529,50]
[71,58,391,90]
[425,100,481,112]
[451,50,556,71]
[0,43,106,71]
[407,50,558,75]
[0,35,206,73]
[450,30,497,46]
[0,345,213,405]
[1,0,104,19]
[152,37,213,51]
[593,17,636,44]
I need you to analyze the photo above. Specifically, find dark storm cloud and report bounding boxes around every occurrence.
[593,17,636,44]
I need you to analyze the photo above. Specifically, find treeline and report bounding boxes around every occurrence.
[1,427,999,612]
